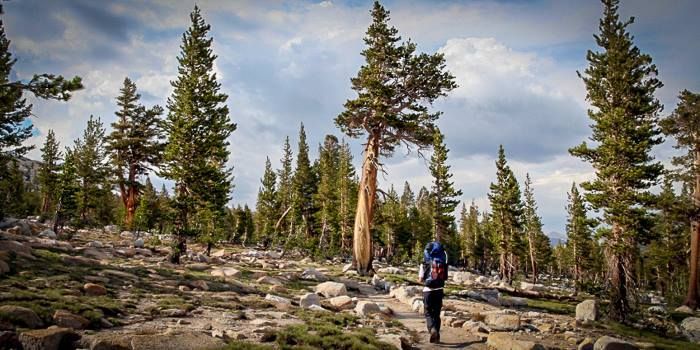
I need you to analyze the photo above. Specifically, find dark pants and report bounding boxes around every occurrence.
[423,289,444,333]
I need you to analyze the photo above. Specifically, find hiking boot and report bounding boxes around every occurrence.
[429,329,438,343]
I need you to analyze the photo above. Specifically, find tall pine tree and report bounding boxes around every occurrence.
[337,140,357,254]
[0,17,80,219]
[335,2,456,275]
[73,116,110,226]
[38,130,62,216]
[161,6,236,262]
[315,135,340,252]
[660,90,700,308]
[429,131,462,243]
[523,174,545,283]
[255,157,278,248]
[565,182,595,294]
[276,136,294,241]
[488,145,523,284]
[291,123,316,243]
[106,77,163,228]
[569,0,663,320]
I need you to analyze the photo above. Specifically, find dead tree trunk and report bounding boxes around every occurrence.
[353,134,379,276]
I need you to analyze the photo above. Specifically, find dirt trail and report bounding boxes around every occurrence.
[364,294,488,349]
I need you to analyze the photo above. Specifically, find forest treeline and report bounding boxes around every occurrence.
[0,0,699,323]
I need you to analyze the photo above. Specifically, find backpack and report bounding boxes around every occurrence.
[423,242,448,288]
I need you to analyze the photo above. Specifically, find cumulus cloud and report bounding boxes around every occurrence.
[6,0,700,237]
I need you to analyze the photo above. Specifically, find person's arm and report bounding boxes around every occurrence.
[418,263,424,283]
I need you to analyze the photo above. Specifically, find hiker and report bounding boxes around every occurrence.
[418,241,448,344]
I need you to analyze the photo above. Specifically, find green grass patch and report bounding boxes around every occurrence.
[605,321,700,350]
[525,299,575,315]
[221,341,275,350]
[249,309,396,350]
[156,295,195,312]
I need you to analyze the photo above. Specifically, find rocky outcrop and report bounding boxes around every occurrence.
[53,310,90,330]
[355,301,381,317]
[0,305,43,328]
[300,268,329,282]
[486,332,544,350]
[485,313,520,331]
[19,327,80,350]
[681,317,700,343]
[315,281,347,297]
[593,336,638,350]
[576,299,598,325]
[299,293,321,309]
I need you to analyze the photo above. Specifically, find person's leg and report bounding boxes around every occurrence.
[434,289,444,342]
[434,289,444,332]
[423,291,434,332]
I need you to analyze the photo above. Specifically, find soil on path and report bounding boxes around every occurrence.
[364,294,488,350]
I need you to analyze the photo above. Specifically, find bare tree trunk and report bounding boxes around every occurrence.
[685,149,700,309]
[353,134,379,276]
[608,222,633,322]
[685,223,700,309]
[527,230,538,284]
[573,241,579,296]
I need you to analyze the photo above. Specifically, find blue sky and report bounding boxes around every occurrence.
[6,0,700,240]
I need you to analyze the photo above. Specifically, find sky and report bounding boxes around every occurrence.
[6,0,700,241]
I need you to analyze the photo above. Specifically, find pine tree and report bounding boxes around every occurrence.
[644,178,688,300]
[276,136,294,241]
[314,135,340,252]
[291,123,316,242]
[133,178,158,233]
[523,174,545,283]
[566,182,595,294]
[54,148,80,230]
[106,77,163,228]
[459,201,482,270]
[255,157,278,248]
[73,116,110,226]
[660,89,700,308]
[569,0,663,320]
[429,131,462,242]
[337,140,357,254]
[161,6,236,262]
[335,2,456,275]
[38,130,62,216]
[488,145,524,284]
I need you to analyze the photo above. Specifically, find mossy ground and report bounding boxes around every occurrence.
[221,310,396,350]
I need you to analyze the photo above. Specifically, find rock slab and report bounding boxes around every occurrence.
[486,332,544,350]
[593,336,639,350]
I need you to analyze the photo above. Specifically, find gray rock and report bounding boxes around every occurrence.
[578,337,595,350]
[130,331,225,350]
[53,310,89,329]
[315,281,347,297]
[576,299,599,325]
[299,293,321,309]
[452,271,476,284]
[211,267,241,278]
[329,295,354,309]
[134,238,144,248]
[160,308,187,317]
[485,313,520,331]
[390,285,423,305]
[265,294,292,305]
[593,336,638,350]
[675,305,694,314]
[38,229,56,239]
[300,268,329,282]
[378,334,411,350]
[681,317,700,343]
[186,263,210,271]
[0,305,43,328]
[486,332,544,350]
[355,301,381,317]
[19,327,80,350]
[377,266,404,274]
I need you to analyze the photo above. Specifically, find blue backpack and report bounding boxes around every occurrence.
[423,241,448,288]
